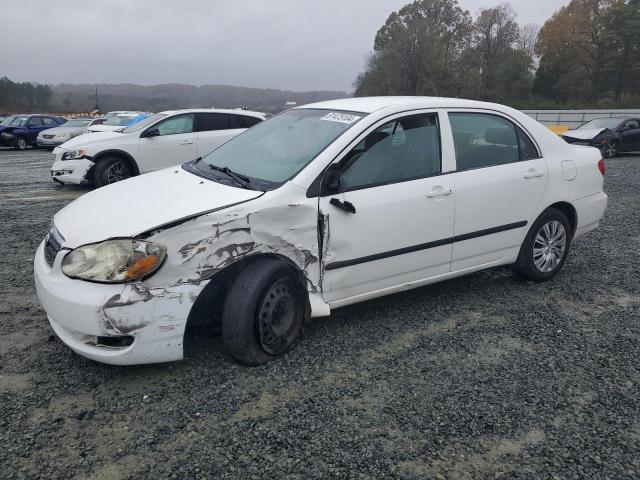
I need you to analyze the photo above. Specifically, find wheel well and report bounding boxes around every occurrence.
[184,253,309,338]
[92,150,140,176]
[547,202,577,234]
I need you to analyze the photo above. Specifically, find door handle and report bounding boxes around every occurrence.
[179,140,194,145]
[426,187,453,198]
[330,198,356,214]
[524,169,544,179]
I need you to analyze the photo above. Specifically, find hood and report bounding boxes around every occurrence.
[55,131,124,150]
[562,128,607,141]
[88,125,123,132]
[54,167,263,248]
[38,126,86,136]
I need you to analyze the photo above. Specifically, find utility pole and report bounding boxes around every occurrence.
[93,86,100,112]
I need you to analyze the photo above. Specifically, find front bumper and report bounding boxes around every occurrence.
[34,240,205,365]
[50,147,94,184]
[38,138,66,147]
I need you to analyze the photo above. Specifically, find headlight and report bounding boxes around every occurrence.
[61,148,86,160]
[61,239,166,283]
[55,133,72,140]
[1,132,15,139]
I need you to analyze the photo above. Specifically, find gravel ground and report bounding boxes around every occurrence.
[0,147,639,480]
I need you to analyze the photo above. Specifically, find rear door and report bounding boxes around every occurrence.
[446,111,548,271]
[318,111,455,304]
[138,113,197,172]
[194,113,246,156]
[26,116,44,142]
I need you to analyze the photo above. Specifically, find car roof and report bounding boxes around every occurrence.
[158,108,266,118]
[298,96,518,114]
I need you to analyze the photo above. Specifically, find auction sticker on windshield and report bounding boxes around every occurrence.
[320,112,361,124]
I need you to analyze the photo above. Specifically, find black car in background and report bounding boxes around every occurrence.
[0,114,67,150]
[562,117,640,158]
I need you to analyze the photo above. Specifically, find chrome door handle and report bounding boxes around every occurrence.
[179,140,194,145]
[426,188,453,198]
[524,169,544,179]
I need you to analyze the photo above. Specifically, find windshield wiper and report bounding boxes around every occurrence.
[208,164,256,190]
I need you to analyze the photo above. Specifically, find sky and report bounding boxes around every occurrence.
[1,0,570,92]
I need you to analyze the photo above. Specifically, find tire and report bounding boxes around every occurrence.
[14,137,27,151]
[513,208,572,282]
[92,156,132,187]
[221,259,305,365]
[602,140,618,158]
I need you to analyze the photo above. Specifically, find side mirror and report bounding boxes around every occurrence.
[322,164,343,195]
[143,127,160,138]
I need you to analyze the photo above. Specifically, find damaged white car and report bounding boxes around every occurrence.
[34,97,608,366]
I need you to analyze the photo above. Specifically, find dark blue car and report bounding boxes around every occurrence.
[0,114,66,150]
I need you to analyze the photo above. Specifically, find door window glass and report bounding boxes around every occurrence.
[28,117,43,127]
[625,120,639,129]
[229,115,245,129]
[42,117,57,126]
[154,114,194,136]
[339,114,441,191]
[195,113,229,132]
[449,113,529,170]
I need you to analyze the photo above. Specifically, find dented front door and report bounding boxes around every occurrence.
[318,112,455,304]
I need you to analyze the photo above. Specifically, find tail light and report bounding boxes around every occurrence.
[598,158,605,177]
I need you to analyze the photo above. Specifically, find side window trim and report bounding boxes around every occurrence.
[446,110,542,173]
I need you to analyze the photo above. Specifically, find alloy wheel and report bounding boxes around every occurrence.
[533,220,567,273]
[16,138,27,150]
[105,161,129,184]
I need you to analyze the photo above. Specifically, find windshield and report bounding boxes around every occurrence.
[577,118,622,130]
[198,109,365,188]
[104,116,136,126]
[63,119,92,128]
[123,113,166,134]
[0,115,16,126]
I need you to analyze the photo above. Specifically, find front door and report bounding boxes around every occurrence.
[619,119,640,152]
[138,113,197,172]
[319,112,455,304]
[447,111,549,271]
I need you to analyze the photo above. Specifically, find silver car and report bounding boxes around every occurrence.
[37,118,106,148]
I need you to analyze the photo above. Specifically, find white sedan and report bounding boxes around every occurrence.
[35,97,607,366]
[50,108,266,187]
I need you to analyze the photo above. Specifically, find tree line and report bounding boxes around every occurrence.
[354,0,640,108]
[0,77,53,112]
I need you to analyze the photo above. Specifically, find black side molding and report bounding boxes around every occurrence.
[325,221,527,271]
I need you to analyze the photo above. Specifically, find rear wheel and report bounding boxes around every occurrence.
[92,156,132,187]
[513,208,572,282]
[221,259,305,365]
[14,137,27,151]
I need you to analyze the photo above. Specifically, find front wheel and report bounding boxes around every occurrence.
[14,137,28,151]
[92,156,132,187]
[513,208,572,282]
[602,140,618,158]
[222,259,305,365]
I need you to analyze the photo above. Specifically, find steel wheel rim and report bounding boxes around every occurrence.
[17,138,26,150]
[105,162,128,184]
[533,220,567,273]
[258,278,298,355]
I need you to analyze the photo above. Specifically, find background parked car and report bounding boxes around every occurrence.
[36,117,106,149]
[0,114,66,150]
[51,108,267,187]
[561,117,640,158]
[88,112,150,132]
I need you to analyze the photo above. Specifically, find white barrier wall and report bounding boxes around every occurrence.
[523,109,640,128]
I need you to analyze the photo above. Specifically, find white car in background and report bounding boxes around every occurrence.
[36,97,607,366]
[87,112,148,133]
[36,117,106,148]
[51,108,266,187]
